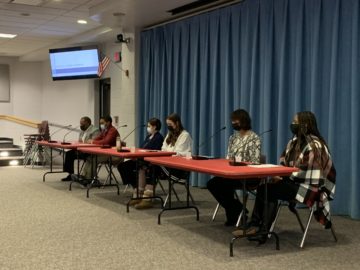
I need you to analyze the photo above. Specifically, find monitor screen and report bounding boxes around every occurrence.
[49,46,99,80]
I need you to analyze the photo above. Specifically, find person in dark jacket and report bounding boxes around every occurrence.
[118,118,164,203]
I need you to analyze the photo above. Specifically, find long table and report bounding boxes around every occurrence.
[144,156,298,256]
[36,141,98,182]
[76,147,176,199]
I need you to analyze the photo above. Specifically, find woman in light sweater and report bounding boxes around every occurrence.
[135,113,192,209]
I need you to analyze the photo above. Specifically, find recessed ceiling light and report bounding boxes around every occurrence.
[0,33,17,39]
[77,19,87,24]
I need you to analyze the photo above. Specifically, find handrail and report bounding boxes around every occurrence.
[0,115,40,129]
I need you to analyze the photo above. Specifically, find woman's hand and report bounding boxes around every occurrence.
[272,176,283,183]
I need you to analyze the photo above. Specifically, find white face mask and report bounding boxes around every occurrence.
[147,127,153,134]
[100,124,105,130]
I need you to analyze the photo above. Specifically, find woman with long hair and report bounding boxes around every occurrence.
[240,111,336,243]
[135,113,192,209]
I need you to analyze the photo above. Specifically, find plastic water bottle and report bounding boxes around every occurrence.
[116,136,121,152]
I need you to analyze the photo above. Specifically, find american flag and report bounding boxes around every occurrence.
[98,54,110,77]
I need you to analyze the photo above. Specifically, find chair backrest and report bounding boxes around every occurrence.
[38,121,49,141]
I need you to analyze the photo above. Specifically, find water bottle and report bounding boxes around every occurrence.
[116,136,121,152]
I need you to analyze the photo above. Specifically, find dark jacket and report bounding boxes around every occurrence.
[141,132,164,150]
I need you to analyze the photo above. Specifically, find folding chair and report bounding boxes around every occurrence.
[269,200,338,248]
[211,155,266,226]
[24,121,51,167]
[97,158,121,186]
[85,156,122,198]
[160,166,196,207]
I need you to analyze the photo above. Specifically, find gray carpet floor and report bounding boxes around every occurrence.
[0,166,359,270]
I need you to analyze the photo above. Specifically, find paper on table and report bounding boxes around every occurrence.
[247,164,281,168]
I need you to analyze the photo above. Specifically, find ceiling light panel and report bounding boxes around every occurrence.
[9,0,44,6]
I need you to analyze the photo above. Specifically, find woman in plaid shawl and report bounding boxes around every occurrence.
[244,111,336,244]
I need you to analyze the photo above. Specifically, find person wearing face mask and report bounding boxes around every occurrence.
[117,118,164,198]
[134,113,193,209]
[207,109,261,226]
[61,116,99,181]
[99,117,106,132]
[241,111,336,244]
[77,115,120,183]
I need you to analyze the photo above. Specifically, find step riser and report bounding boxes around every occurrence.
[0,159,23,166]
[0,150,23,157]
[0,143,14,148]
[0,138,24,166]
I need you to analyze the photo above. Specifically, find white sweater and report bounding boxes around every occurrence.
[161,130,192,157]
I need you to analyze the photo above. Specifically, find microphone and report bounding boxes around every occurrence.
[48,125,72,142]
[258,129,272,137]
[62,125,80,144]
[229,129,272,166]
[116,124,128,133]
[122,124,146,141]
[192,126,226,160]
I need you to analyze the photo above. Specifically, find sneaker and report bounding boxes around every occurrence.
[61,175,72,181]
[134,200,153,209]
[129,199,141,206]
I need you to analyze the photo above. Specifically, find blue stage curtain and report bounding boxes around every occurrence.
[138,0,360,219]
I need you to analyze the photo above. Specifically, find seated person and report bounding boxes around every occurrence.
[135,113,192,209]
[243,111,336,244]
[61,116,99,181]
[117,117,164,197]
[207,109,261,226]
[78,115,120,182]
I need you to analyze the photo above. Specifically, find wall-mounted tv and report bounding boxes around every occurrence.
[49,45,99,81]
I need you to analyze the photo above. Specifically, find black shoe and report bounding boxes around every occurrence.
[247,232,268,245]
[61,175,72,181]
[78,179,91,187]
[70,174,85,182]
[89,179,101,187]
[238,219,260,229]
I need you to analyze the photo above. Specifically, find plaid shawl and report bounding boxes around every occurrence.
[280,135,336,228]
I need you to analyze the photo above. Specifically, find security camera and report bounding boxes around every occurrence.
[116,34,130,44]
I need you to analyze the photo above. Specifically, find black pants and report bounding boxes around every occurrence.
[117,160,159,188]
[207,177,259,223]
[251,178,299,230]
[63,150,88,174]
[118,160,137,187]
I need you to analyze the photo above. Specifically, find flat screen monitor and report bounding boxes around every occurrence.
[49,46,99,80]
